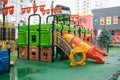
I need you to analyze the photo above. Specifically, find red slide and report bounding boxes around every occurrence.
[87,42,108,56]
[86,46,105,63]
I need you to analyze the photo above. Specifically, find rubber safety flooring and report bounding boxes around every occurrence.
[0,48,120,80]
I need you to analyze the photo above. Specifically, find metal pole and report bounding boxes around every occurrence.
[3,4,5,29]
[2,3,6,50]
[18,24,20,58]
[33,0,36,15]
[51,1,54,15]
[51,20,54,62]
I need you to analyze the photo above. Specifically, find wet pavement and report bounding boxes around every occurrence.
[0,48,120,80]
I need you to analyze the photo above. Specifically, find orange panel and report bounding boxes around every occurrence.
[29,46,39,60]
[40,47,52,62]
[19,46,28,59]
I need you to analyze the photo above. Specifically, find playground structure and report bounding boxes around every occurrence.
[17,3,108,66]
[18,23,108,66]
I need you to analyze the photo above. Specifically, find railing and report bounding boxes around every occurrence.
[109,41,120,47]
[55,34,72,56]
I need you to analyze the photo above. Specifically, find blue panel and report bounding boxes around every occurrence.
[94,18,99,26]
[0,50,10,74]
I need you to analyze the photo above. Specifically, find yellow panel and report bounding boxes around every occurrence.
[106,16,111,25]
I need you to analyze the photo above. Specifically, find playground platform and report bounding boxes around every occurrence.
[0,48,120,80]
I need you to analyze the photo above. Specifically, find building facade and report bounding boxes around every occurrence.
[76,0,109,13]
[75,0,80,14]
[92,6,120,42]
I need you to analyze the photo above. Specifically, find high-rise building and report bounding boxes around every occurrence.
[75,0,80,14]
[75,0,110,14]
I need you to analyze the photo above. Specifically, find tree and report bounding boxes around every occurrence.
[98,25,110,52]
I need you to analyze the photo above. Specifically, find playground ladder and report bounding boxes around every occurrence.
[55,34,72,56]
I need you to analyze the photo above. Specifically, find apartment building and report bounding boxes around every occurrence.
[75,0,109,13]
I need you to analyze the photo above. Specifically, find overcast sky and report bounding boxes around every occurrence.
[0,0,120,20]
[45,0,120,14]
[45,0,76,13]
[109,0,120,7]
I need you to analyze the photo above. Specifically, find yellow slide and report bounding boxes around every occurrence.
[63,34,91,66]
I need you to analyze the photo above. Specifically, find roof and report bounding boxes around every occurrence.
[55,4,70,11]
[79,13,93,16]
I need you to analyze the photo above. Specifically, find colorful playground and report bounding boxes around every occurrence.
[0,0,120,80]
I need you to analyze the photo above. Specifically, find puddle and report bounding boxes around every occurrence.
[17,77,34,80]
[108,70,120,80]
[117,59,120,61]
[18,67,39,74]
[109,55,116,57]
[17,68,39,78]
[9,67,46,80]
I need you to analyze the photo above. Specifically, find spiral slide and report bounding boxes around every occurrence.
[63,34,106,65]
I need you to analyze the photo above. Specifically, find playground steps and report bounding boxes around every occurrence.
[55,34,72,56]
[56,43,71,56]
